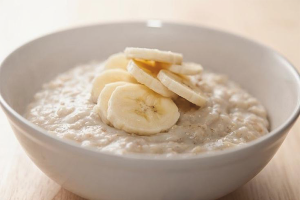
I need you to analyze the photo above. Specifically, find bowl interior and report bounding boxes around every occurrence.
[1,22,299,132]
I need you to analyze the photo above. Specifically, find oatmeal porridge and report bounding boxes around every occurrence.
[25,48,269,156]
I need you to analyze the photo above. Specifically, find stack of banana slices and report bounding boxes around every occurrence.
[91,47,207,135]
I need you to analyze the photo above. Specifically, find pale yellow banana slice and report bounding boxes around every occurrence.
[107,84,180,135]
[96,81,131,124]
[160,62,203,75]
[104,53,129,70]
[91,69,137,103]
[157,69,207,107]
[124,47,183,64]
[127,60,177,98]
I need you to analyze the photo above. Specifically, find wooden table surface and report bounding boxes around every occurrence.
[0,0,299,199]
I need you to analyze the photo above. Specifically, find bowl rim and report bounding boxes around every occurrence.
[1,21,300,161]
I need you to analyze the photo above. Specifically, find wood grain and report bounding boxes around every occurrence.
[0,0,299,199]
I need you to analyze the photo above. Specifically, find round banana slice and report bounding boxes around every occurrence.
[107,84,180,135]
[157,69,207,107]
[104,53,129,70]
[127,60,177,98]
[96,81,131,124]
[160,62,203,75]
[91,69,137,103]
[124,47,183,64]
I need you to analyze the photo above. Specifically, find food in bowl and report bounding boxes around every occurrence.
[25,47,269,155]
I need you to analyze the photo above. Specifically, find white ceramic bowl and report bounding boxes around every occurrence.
[1,22,299,200]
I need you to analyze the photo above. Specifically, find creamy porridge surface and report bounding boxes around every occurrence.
[25,62,269,156]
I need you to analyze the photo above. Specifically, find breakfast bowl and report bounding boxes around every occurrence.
[0,21,299,200]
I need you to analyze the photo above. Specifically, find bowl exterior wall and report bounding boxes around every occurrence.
[3,108,289,200]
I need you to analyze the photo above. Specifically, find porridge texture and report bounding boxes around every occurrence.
[25,62,269,155]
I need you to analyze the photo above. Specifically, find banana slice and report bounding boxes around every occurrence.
[96,81,131,124]
[107,84,180,135]
[125,47,183,64]
[160,62,203,75]
[157,69,207,107]
[127,60,177,98]
[104,53,129,70]
[91,69,137,103]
